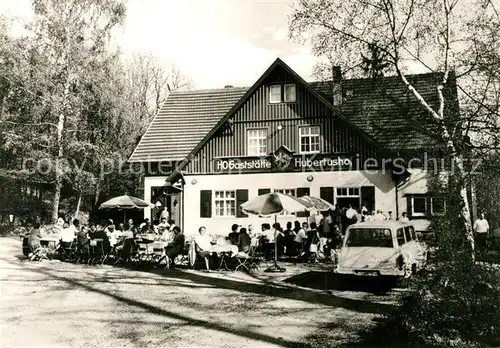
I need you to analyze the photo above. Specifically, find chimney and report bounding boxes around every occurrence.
[224,85,234,89]
[331,66,342,106]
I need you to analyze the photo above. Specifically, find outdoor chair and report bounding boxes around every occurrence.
[173,241,191,266]
[115,238,138,264]
[29,246,50,262]
[60,240,77,262]
[75,242,90,264]
[235,244,260,272]
[89,238,109,266]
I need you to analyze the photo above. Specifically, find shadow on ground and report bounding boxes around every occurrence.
[283,271,399,294]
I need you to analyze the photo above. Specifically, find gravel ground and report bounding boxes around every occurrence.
[0,237,402,348]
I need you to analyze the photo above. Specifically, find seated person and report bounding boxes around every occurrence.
[165,226,185,265]
[60,222,75,248]
[28,222,43,252]
[115,224,135,255]
[195,226,216,270]
[92,225,111,254]
[228,224,239,245]
[293,221,307,255]
[237,227,251,253]
[77,225,90,254]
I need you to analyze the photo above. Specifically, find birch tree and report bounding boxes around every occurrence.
[1,0,126,223]
[290,0,500,257]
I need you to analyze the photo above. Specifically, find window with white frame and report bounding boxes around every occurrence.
[214,190,236,217]
[430,197,446,215]
[284,84,296,102]
[274,189,297,215]
[411,196,427,217]
[247,129,268,156]
[269,85,281,103]
[336,187,360,197]
[299,126,320,153]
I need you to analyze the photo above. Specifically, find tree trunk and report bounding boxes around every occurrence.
[74,192,82,219]
[94,178,101,206]
[452,154,475,260]
[51,78,71,223]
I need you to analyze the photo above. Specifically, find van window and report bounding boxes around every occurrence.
[346,228,393,248]
[404,227,412,242]
[397,228,406,246]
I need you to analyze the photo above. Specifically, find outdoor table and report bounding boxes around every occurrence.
[210,244,239,271]
[40,237,59,250]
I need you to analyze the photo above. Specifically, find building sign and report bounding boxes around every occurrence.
[214,148,355,174]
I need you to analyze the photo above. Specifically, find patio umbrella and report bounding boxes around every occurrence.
[296,196,335,212]
[99,195,154,224]
[241,192,309,272]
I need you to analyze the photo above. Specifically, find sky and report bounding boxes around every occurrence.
[0,0,317,89]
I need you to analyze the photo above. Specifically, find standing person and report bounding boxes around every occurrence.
[283,221,296,256]
[345,205,358,231]
[160,207,170,222]
[388,211,394,220]
[473,213,490,251]
[293,221,307,256]
[319,210,332,254]
[306,222,321,263]
[400,212,410,222]
[332,205,342,233]
[374,210,387,221]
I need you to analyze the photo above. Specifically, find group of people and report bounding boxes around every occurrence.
[25,216,185,263]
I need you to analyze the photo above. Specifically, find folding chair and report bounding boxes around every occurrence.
[89,239,109,266]
[235,244,260,272]
[116,238,138,265]
[60,240,77,262]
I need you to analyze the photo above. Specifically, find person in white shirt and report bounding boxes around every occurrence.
[67,219,79,236]
[160,208,169,221]
[195,226,215,271]
[60,223,75,245]
[400,212,410,223]
[105,224,120,246]
[345,206,357,220]
[388,211,394,220]
[293,221,307,255]
[473,213,490,250]
[374,210,387,221]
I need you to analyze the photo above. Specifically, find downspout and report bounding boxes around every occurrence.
[394,151,400,219]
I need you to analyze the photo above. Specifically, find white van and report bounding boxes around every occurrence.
[334,221,427,278]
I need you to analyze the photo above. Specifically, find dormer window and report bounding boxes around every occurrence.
[269,85,282,103]
[284,84,296,102]
[269,83,296,103]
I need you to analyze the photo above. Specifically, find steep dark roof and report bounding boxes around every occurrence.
[129,87,247,162]
[312,73,450,152]
[129,70,453,163]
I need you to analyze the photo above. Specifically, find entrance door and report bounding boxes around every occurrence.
[151,187,172,223]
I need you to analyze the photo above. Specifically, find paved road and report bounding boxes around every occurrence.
[0,237,400,348]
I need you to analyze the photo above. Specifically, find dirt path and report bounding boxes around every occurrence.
[0,237,400,348]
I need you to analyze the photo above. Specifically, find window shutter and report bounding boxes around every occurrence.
[360,186,375,213]
[200,190,212,218]
[296,187,310,217]
[236,189,249,218]
[258,188,271,196]
[320,187,334,204]
[406,196,412,219]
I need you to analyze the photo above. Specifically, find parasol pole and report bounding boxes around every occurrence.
[264,213,286,273]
